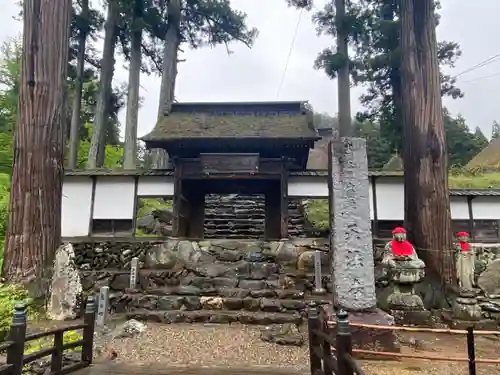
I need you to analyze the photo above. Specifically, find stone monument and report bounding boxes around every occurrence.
[382,227,430,325]
[329,138,398,352]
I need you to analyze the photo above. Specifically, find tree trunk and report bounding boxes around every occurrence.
[151,0,181,169]
[335,0,352,138]
[3,0,72,293]
[87,0,118,169]
[123,1,142,169]
[399,0,455,285]
[68,0,89,169]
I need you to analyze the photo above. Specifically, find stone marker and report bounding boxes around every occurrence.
[47,243,82,320]
[96,286,110,327]
[329,138,376,310]
[313,250,326,294]
[328,138,397,352]
[130,257,139,288]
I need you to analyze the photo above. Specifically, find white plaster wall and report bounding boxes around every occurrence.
[450,196,470,220]
[137,176,174,196]
[375,178,404,220]
[472,197,500,219]
[61,176,93,237]
[93,176,136,219]
[288,177,328,197]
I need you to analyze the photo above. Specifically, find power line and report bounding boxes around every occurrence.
[275,10,303,99]
[461,71,500,84]
[453,53,500,78]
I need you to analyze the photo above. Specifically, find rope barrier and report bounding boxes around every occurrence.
[325,321,500,336]
[331,347,500,364]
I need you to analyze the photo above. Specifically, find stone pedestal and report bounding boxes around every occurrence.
[385,257,431,325]
[452,289,482,321]
[329,138,397,352]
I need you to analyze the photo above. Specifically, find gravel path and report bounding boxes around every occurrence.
[96,322,500,375]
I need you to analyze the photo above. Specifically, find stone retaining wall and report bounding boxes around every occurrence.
[69,239,500,326]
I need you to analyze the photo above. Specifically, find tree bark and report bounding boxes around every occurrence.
[335,0,352,138]
[151,0,181,169]
[68,0,89,169]
[87,0,118,169]
[123,1,142,170]
[399,0,455,285]
[3,0,72,293]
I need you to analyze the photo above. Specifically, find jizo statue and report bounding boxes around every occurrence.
[386,227,417,258]
[455,232,475,291]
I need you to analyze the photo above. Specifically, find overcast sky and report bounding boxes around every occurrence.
[1,0,499,139]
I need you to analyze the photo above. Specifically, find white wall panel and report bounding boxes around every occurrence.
[93,176,135,219]
[450,196,470,220]
[137,176,174,196]
[288,177,328,197]
[61,177,93,237]
[472,197,500,219]
[375,178,404,220]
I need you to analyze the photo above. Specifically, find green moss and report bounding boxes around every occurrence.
[136,198,172,218]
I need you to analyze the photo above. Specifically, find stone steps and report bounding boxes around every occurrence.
[124,309,304,325]
[204,194,307,238]
[119,294,321,313]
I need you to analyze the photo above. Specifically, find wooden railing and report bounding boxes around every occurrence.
[0,296,96,375]
[309,307,500,375]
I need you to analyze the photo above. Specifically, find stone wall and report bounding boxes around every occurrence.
[71,239,500,326]
[73,239,331,325]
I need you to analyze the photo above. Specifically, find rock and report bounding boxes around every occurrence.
[47,243,82,321]
[260,324,304,346]
[478,260,500,295]
[136,215,155,230]
[110,319,147,339]
[158,296,184,310]
[152,208,173,223]
[144,242,181,270]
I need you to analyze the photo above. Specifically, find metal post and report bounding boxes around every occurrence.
[467,327,476,375]
[7,303,27,375]
[130,257,139,289]
[313,250,326,295]
[336,309,353,375]
[96,286,109,327]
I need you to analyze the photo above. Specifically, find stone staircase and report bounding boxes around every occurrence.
[78,239,332,325]
[204,194,306,238]
[116,277,332,325]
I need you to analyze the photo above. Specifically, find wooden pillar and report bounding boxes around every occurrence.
[186,182,205,239]
[265,181,281,240]
[280,162,289,239]
[172,164,181,237]
[467,195,474,240]
[371,176,379,237]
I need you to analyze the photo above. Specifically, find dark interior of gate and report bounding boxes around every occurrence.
[141,100,319,240]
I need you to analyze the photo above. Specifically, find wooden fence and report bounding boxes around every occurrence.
[0,296,96,375]
[308,307,500,375]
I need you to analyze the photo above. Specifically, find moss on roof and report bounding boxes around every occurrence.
[141,113,317,141]
[382,153,403,171]
[466,138,500,169]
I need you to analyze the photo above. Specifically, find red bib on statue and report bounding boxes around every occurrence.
[391,240,414,256]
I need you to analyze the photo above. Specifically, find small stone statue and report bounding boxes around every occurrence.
[381,227,427,322]
[383,227,423,265]
[455,231,475,291]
